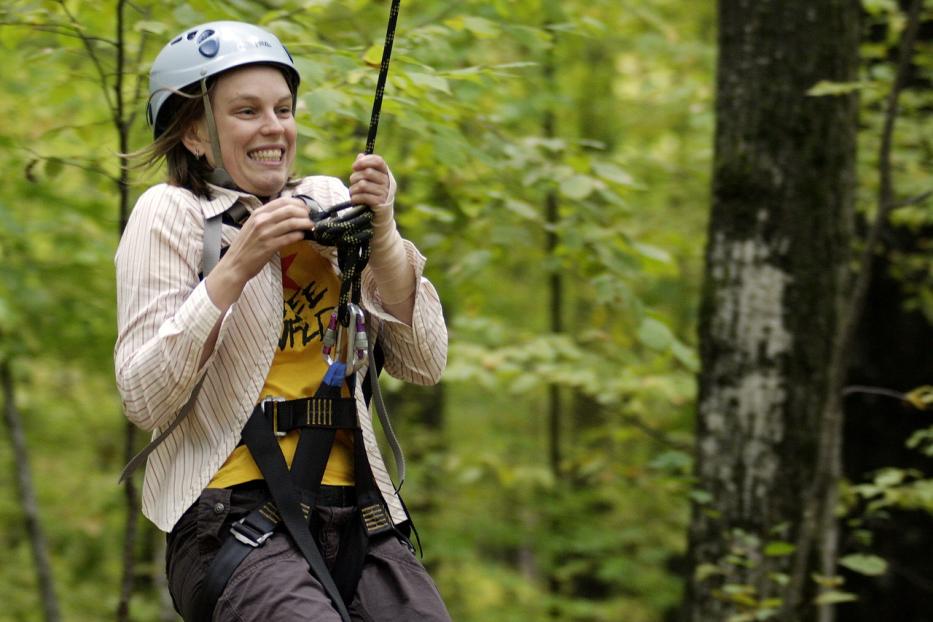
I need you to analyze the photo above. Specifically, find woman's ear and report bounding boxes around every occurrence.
[181,121,211,164]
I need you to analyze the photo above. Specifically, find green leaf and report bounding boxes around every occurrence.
[559,174,595,200]
[814,591,858,605]
[637,317,673,350]
[44,157,63,179]
[592,161,634,186]
[134,20,169,34]
[690,489,713,505]
[671,340,699,372]
[764,541,796,557]
[874,468,906,488]
[632,241,672,264]
[862,0,898,15]
[407,72,452,95]
[695,563,722,581]
[461,16,500,38]
[806,81,864,96]
[839,554,888,576]
[362,44,383,66]
[503,199,538,220]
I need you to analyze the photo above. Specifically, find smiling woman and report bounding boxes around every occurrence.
[183,67,297,198]
[114,20,451,622]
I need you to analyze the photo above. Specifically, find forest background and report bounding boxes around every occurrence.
[0,1,930,621]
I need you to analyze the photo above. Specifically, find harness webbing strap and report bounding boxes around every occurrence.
[268,396,358,432]
[366,336,405,489]
[192,501,279,621]
[118,374,207,483]
[240,406,352,622]
[202,213,223,277]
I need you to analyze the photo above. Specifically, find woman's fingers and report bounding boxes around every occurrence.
[349,154,391,206]
[220,199,313,281]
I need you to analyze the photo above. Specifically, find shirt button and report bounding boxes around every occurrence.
[213,502,225,515]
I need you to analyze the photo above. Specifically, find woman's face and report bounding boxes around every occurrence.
[191,65,297,197]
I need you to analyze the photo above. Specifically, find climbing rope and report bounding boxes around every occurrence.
[301,0,402,329]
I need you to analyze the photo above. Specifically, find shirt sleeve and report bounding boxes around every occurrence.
[114,185,226,431]
[362,242,448,386]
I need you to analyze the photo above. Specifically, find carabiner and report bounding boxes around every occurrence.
[322,311,339,365]
[345,304,369,375]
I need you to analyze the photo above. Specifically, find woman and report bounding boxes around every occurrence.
[115,21,450,621]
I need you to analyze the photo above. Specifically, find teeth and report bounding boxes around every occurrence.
[249,149,283,161]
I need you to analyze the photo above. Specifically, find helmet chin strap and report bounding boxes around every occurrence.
[200,77,238,190]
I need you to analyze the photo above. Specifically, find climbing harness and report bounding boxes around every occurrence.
[124,5,410,622]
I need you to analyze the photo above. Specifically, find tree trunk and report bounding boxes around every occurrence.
[2,360,62,622]
[684,1,860,621]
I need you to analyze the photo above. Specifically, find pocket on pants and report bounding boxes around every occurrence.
[195,488,234,556]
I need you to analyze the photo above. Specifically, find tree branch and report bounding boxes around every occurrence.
[893,189,932,209]
[2,359,61,622]
[55,0,117,118]
[618,412,693,452]
[113,2,143,620]
[0,20,117,46]
[22,150,119,184]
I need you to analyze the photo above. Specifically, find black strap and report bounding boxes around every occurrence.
[192,502,279,621]
[241,407,351,622]
[265,396,358,433]
[194,385,396,620]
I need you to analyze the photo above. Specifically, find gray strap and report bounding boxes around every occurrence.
[367,337,406,491]
[202,213,223,277]
[200,78,237,189]
[119,375,207,483]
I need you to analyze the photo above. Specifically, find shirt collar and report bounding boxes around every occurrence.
[201,183,264,219]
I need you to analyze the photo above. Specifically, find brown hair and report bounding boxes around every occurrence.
[132,82,216,199]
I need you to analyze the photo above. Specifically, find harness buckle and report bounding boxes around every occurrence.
[262,397,287,437]
[230,517,275,548]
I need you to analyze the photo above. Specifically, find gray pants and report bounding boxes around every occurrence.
[166,486,452,621]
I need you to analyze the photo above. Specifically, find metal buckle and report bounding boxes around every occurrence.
[230,517,274,548]
[262,396,287,437]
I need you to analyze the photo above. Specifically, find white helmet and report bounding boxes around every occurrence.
[147,21,299,138]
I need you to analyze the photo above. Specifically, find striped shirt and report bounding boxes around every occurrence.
[114,176,447,533]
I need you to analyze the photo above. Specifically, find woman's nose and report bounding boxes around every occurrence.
[260,109,284,133]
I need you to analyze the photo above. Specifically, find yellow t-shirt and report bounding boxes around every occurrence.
[208,242,354,488]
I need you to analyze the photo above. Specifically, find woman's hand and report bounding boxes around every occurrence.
[349,154,415,324]
[349,154,396,231]
[205,197,313,310]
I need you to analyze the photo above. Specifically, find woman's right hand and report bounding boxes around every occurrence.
[204,197,313,310]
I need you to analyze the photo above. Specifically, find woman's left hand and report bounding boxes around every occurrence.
[349,153,396,229]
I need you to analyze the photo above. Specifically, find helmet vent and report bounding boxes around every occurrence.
[199,37,219,58]
[170,36,182,45]
[186,30,198,40]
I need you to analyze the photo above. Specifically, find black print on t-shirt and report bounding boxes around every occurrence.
[279,280,334,350]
